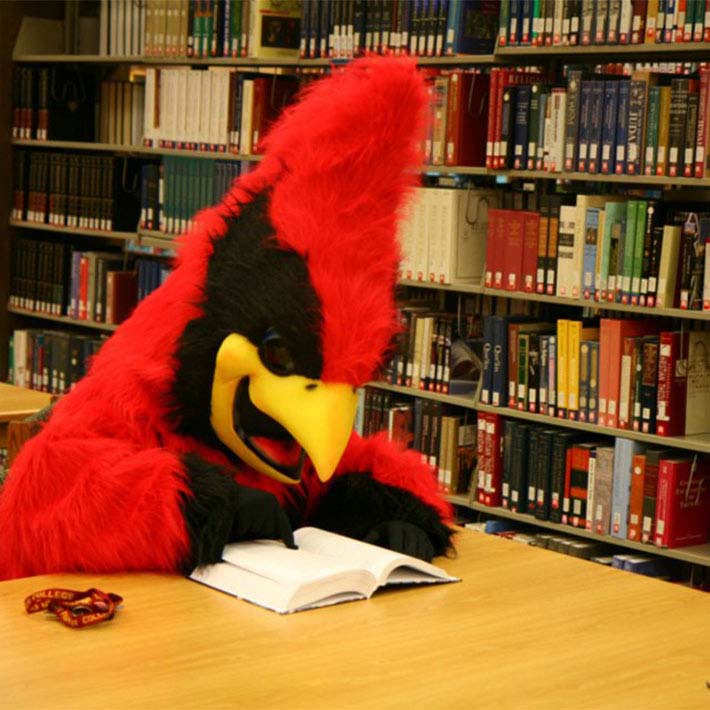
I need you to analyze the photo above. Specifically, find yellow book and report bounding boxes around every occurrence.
[568,323,601,420]
[556,319,569,415]
[655,86,671,176]
[644,0,659,44]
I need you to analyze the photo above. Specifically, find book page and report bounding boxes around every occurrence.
[294,528,458,587]
[220,540,361,584]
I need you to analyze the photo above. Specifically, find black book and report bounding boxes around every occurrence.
[501,420,517,509]
[534,429,555,520]
[526,427,539,515]
[510,423,530,513]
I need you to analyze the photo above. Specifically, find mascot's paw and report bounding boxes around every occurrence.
[364,521,435,562]
[232,486,296,549]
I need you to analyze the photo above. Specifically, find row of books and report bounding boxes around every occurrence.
[398,187,497,285]
[140,158,245,234]
[299,0,499,59]
[481,316,710,438]
[478,414,710,549]
[143,68,298,154]
[499,0,710,47]
[9,238,169,326]
[7,329,107,395]
[486,66,710,178]
[100,0,146,57]
[11,151,141,233]
[468,522,694,584]
[486,197,710,311]
[385,295,490,398]
[12,66,97,143]
[355,387,477,496]
[138,0,300,59]
[98,80,146,147]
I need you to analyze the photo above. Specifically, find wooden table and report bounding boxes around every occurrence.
[0,382,53,450]
[1,529,709,709]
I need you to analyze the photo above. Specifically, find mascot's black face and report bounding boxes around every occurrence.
[171,194,358,484]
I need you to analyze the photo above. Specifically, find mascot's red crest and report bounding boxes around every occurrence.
[211,56,429,385]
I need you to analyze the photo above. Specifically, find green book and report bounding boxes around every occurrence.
[498,0,510,46]
[531,0,542,44]
[599,201,627,301]
[620,200,639,303]
[644,86,660,176]
[630,200,648,304]
[232,0,242,57]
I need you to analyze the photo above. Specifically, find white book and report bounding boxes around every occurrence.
[190,527,457,614]
[555,204,577,297]
[139,0,146,56]
[197,71,212,150]
[685,331,710,436]
[14,330,28,389]
[436,188,457,284]
[703,241,710,311]
[413,192,429,282]
[239,78,254,154]
[397,191,416,280]
[186,70,202,147]
[426,189,442,283]
[143,68,157,146]
[176,68,188,146]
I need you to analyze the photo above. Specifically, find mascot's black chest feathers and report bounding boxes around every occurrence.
[170,194,324,445]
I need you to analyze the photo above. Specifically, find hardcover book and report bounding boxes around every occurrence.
[191,528,458,614]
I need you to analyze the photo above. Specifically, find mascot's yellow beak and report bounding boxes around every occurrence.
[210,334,358,485]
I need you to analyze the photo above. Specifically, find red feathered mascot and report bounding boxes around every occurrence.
[0,57,454,580]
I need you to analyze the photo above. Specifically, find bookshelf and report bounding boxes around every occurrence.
[5,1,710,577]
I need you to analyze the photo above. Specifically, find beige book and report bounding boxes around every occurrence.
[685,331,710,435]
[655,225,682,307]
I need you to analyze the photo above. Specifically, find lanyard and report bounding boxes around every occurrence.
[25,588,123,629]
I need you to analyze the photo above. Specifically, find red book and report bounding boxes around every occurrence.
[562,445,583,525]
[654,457,710,548]
[630,0,647,43]
[695,66,710,178]
[106,271,138,325]
[483,413,503,507]
[521,211,540,292]
[445,71,489,167]
[627,453,646,541]
[78,256,89,321]
[504,210,525,291]
[476,416,487,504]
[598,319,656,428]
[656,330,689,437]
[485,68,500,169]
[484,208,505,288]
[569,444,594,528]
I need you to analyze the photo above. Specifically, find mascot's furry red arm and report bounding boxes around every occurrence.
[0,57,454,580]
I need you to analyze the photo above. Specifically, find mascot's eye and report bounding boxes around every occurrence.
[259,329,296,376]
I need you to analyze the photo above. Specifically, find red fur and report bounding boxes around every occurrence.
[0,58,446,581]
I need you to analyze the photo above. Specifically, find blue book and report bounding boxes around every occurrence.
[480,315,495,405]
[601,80,619,174]
[444,0,463,54]
[449,0,499,53]
[582,207,601,300]
[588,80,605,173]
[539,335,549,413]
[611,437,645,539]
[577,80,593,172]
[614,79,631,175]
[547,335,556,416]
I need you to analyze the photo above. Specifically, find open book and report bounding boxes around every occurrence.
[190,527,459,614]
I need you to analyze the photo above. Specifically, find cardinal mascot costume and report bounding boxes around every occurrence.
[0,56,454,580]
